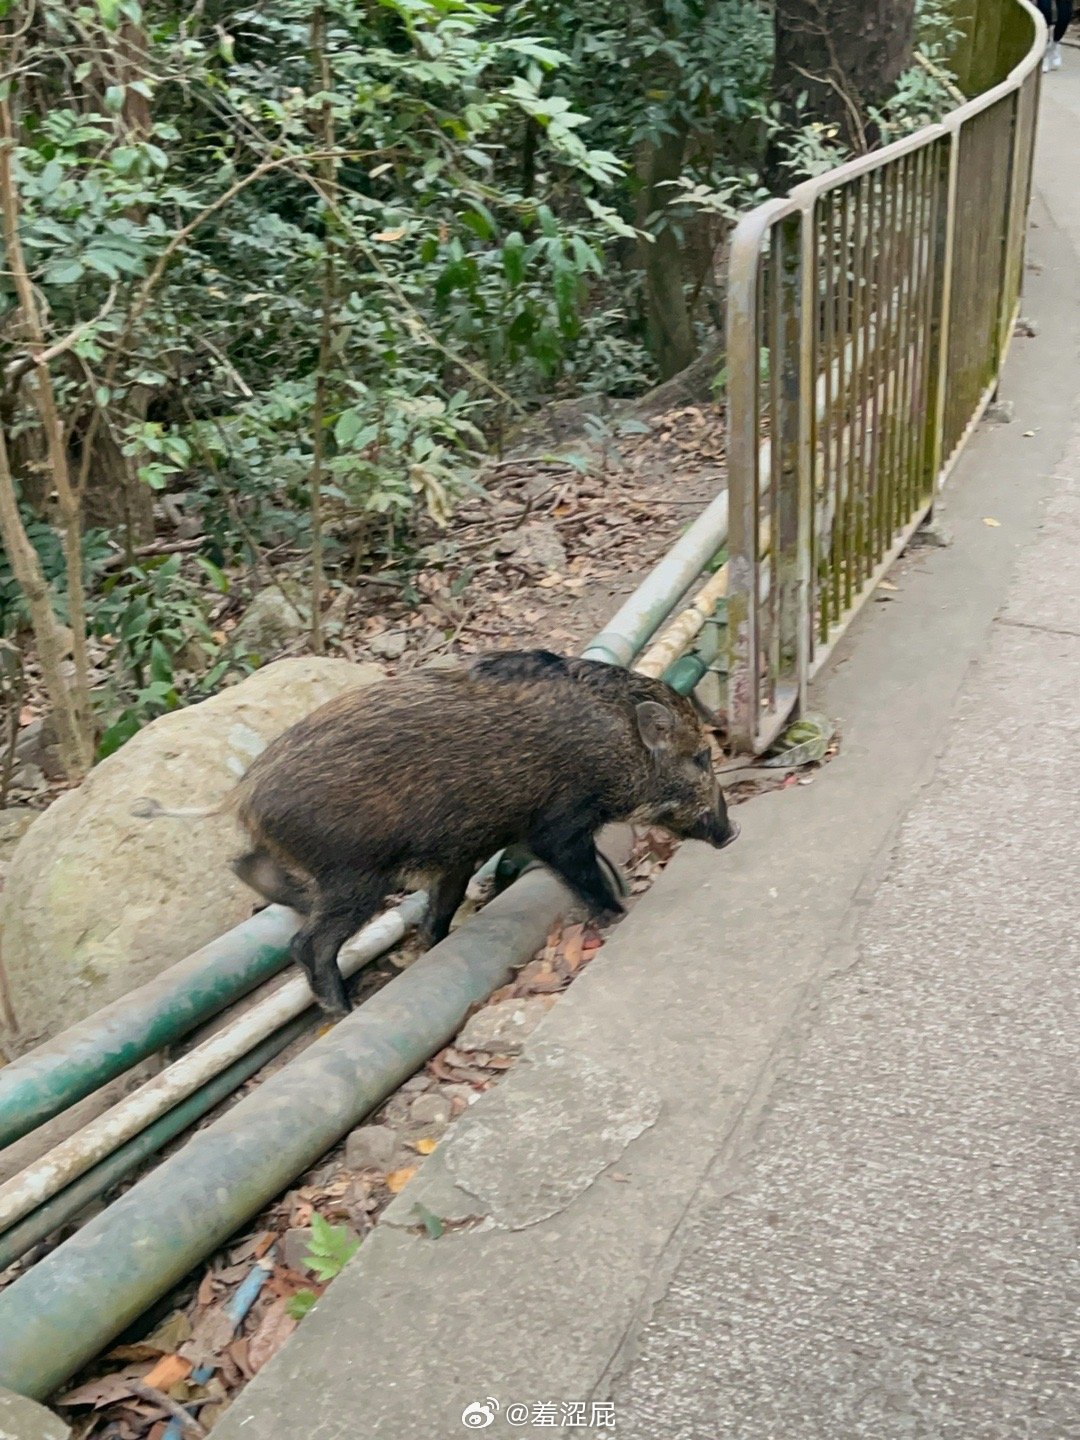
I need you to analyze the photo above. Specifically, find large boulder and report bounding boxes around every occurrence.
[0,657,383,1051]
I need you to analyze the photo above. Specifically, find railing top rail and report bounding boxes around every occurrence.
[727,0,1044,250]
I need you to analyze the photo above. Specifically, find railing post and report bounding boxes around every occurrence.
[796,206,817,708]
[926,127,961,492]
[725,218,768,751]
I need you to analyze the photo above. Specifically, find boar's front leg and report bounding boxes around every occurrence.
[528,816,625,922]
[420,862,474,948]
[291,874,386,1016]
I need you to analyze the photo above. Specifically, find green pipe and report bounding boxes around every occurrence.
[663,652,709,695]
[0,838,629,1401]
[0,906,300,1151]
[0,1010,315,1273]
[582,493,729,667]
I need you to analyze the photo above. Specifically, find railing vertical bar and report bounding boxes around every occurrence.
[797,206,817,704]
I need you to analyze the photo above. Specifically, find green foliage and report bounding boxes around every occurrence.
[91,555,242,757]
[0,0,958,762]
[301,1214,361,1282]
[285,1216,361,1319]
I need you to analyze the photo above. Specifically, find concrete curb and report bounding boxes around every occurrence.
[0,1389,68,1440]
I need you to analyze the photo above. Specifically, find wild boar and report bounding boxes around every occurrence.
[136,649,737,1014]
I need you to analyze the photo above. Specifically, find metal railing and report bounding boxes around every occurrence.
[724,0,1044,753]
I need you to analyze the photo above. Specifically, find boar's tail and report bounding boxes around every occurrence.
[130,795,230,822]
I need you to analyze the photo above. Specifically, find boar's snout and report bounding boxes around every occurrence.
[684,811,740,849]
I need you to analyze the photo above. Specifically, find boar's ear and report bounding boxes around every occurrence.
[635,700,676,753]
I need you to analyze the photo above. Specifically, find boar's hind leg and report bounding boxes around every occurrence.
[528,820,625,922]
[420,862,474,947]
[291,876,386,1016]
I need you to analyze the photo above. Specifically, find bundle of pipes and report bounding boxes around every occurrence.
[0,478,732,1401]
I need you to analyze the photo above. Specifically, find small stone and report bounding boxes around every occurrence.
[13,719,43,763]
[233,588,310,656]
[8,762,45,794]
[370,630,407,660]
[513,521,567,574]
[911,518,953,549]
[985,399,1014,425]
[409,1093,452,1130]
[281,1226,314,1274]
[401,1075,432,1094]
[456,996,555,1056]
[440,1083,479,1114]
[1014,315,1038,337]
[345,1123,398,1171]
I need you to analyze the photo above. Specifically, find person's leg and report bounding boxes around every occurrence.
[1054,0,1073,42]
[1038,0,1060,69]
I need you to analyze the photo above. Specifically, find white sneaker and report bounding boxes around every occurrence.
[1050,41,1063,70]
[1043,43,1052,73]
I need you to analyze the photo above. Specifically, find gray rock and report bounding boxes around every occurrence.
[281,1226,315,1275]
[0,657,384,1051]
[456,996,555,1056]
[345,1124,399,1172]
[7,762,45,795]
[0,808,36,861]
[409,1093,452,1131]
[233,588,310,657]
[0,1386,69,1440]
[440,1083,480,1112]
[911,518,954,549]
[400,1075,433,1094]
[370,630,408,661]
[13,719,43,763]
[513,522,567,574]
[985,399,1015,424]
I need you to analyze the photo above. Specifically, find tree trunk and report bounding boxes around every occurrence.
[635,118,697,381]
[766,0,916,188]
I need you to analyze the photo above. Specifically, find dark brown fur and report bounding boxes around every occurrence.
[231,650,737,1014]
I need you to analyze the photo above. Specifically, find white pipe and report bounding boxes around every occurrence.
[0,892,428,1235]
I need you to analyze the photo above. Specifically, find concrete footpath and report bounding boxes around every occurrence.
[215,76,1080,1440]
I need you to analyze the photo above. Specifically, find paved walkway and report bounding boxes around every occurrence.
[215,64,1080,1440]
[610,68,1080,1440]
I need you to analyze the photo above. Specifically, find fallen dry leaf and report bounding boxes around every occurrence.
[57,1371,145,1409]
[180,1303,240,1368]
[146,1311,193,1353]
[246,1299,297,1375]
[413,1138,438,1155]
[561,925,586,972]
[982,516,1001,527]
[141,1354,192,1393]
[386,1166,417,1194]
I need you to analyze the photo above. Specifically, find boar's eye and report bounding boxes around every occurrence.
[694,748,713,773]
